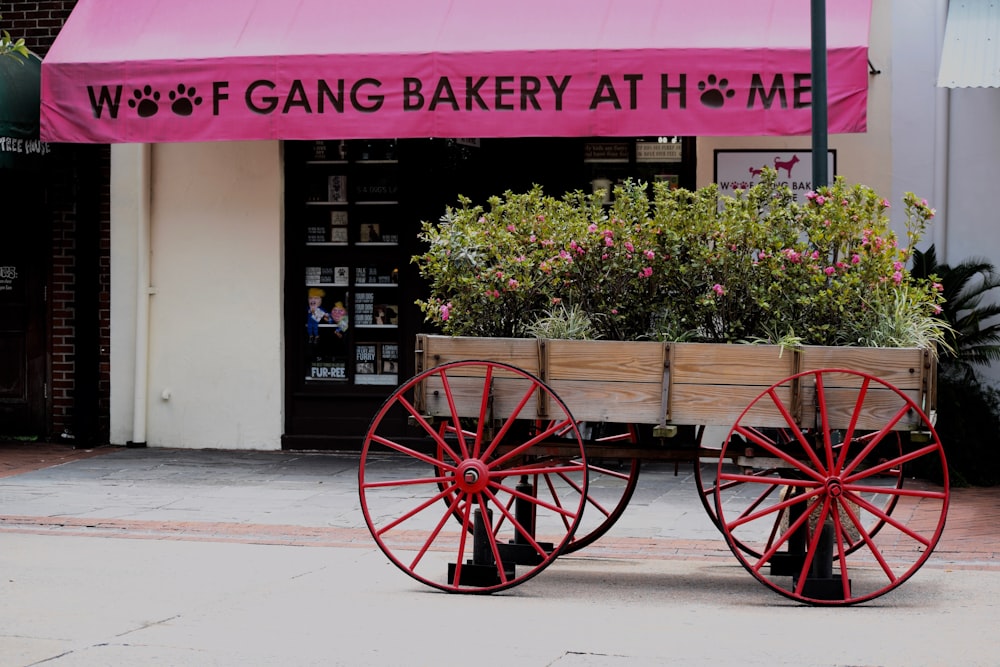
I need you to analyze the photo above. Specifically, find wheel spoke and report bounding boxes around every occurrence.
[371,433,459,473]
[484,487,551,559]
[735,424,827,483]
[725,486,824,531]
[376,484,459,537]
[407,491,468,571]
[841,403,911,478]
[490,477,582,519]
[842,488,934,547]
[844,443,944,484]
[437,368,473,460]
[762,387,829,476]
[488,417,578,469]
[794,497,834,597]
[834,376,872,472]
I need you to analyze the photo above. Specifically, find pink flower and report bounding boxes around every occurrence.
[640,267,653,278]
[529,234,537,242]
[440,303,451,321]
[932,282,943,292]
[610,308,619,315]
[508,278,519,289]
[893,261,904,271]
[816,195,826,205]
[625,241,635,253]
[824,266,836,276]
[712,283,726,296]
[934,304,943,314]
[892,271,903,284]
[644,249,655,260]
[851,254,861,264]
[881,199,891,208]
[506,224,516,233]
[588,224,598,233]
[601,253,609,260]
[605,236,614,247]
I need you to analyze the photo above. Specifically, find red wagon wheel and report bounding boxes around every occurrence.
[715,368,949,606]
[359,360,588,593]
[696,429,904,558]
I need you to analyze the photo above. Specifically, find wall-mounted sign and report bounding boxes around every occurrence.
[714,149,836,201]
[584,142,629,163]
[0,265,19,294]
[636,142,682,163]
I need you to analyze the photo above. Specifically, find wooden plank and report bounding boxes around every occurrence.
[799,346,926,390]
[670,343,796,387]
[421,336,539,374]
[546,379,662,423]
[669,384,795,428]
[545,340,664,383]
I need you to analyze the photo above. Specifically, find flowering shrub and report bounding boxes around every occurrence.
[414,170,947,349]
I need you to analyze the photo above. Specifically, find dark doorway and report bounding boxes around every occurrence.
[0,172,49,436]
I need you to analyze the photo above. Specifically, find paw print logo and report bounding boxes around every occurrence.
[698,75,736,109]
[169,84,203,117]
[128,85,161,118]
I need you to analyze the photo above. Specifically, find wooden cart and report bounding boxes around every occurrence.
[358,334,949,605]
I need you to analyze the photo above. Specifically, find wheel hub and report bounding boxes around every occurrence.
[456,460,490,494]
[826,477,844,497]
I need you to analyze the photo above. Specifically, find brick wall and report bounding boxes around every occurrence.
[2,0,112,443]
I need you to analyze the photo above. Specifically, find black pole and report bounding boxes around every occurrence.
[811,0,829,189]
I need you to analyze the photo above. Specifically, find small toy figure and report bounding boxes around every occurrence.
[329,301,349,337]
[307,288,329,343]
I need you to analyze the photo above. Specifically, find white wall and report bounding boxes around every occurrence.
[110,141,285,449]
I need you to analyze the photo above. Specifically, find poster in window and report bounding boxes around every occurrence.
[327,174,347,202]
[355,343,377,376]
[380,343,399,375]
[373,303,398,326]
[305,286,349,381]
[359,223,382,243]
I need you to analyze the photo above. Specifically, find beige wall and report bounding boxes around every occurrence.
[110,142,284,449]
[697,0,893,199]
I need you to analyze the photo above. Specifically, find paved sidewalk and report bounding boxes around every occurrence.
[1,441,997,570]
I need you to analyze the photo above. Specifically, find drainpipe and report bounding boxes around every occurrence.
[933,0,950,261]
[130,144,152,447]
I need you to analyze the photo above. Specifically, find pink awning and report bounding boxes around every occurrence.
[41,0,872,143]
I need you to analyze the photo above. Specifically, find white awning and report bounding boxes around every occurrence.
[938,0,1000,88]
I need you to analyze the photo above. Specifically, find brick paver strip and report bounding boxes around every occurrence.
[1,443,996,569]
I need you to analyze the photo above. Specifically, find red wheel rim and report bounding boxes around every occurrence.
[359,360,587,593]
[716,368,949,606]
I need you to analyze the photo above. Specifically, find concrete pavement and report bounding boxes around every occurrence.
[2,442,1000,666]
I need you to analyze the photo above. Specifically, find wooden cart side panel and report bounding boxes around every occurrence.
[545,340,664,383]
[420,375,571,422]
[670,343,796,386]
[669,385,795,428]
[546,379,662,423]
[799,347,926,390]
